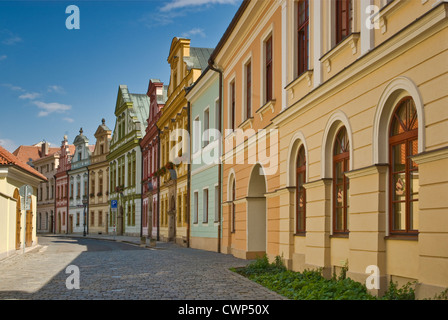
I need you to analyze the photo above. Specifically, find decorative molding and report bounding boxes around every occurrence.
[285,70,314,99]
[303,178,332,190]
[255,99,276,121]
[239,117,254,130]
[320,33,360,73]
[344,164,389,179]
[412,146,448,165]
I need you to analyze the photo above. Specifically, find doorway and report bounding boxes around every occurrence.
[247,164,267,256]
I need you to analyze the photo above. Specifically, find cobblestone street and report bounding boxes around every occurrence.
[0,235,285,300]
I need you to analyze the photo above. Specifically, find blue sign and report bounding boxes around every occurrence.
[111,200,118,209]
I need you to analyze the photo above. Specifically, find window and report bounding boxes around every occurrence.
[132,154,136,186]
[215,186,220,223]
[297,0,309,76]
[296,145,306,233]
[193,116,200,153]
[76,212,80,226]
[215,99,220,132]
[389,97,418,234]
[245,61,252,119]
[99,211,103,227]
[203,189,209,223]
[335,0,353,45]
[265,36,273,103]
[194,192,199,224]
[203,108,210,147]
[91,211,95,226]
[333,127,350,234]
[230,81,236,130]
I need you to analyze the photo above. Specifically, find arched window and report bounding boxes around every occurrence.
[296,145,306,233]
[389,97,418,234]
[333,126,350,234]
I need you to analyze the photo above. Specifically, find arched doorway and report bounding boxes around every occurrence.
[247,164,267,256]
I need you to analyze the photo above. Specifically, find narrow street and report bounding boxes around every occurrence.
[0,236,284,300]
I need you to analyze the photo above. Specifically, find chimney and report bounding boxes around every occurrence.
[42,141,49,156]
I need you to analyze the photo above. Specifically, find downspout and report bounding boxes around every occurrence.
[156,124,161,242]
[139,139,143,238]
[208,59,223,254]
[187,101,191,249]
[53,173,57,234]
[86,167,89,235]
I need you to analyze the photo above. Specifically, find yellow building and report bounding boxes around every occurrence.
[88,119,112,235]
[157,37,213,246]
[0,145,46,260]
[210,0,448,298]
[272,0,448,298]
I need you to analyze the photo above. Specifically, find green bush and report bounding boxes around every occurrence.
[233,255,417,300]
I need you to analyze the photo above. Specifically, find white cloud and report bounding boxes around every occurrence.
[19,92,41,100]
[1,83,24,92]
[0,138,18,153]
[48,85,65,94]
[63,117,74,123]
[160,0,238,12]
[32,101,71,117]
[1,30,22,46]
[182,27,206,38]
[0,55,6,61]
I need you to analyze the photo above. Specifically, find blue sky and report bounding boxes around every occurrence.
[0,0,241,152]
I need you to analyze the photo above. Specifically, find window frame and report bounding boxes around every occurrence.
[388,96,419,236]
[296,145,307,234]
[332,126,350,235]
[297,0,310,77]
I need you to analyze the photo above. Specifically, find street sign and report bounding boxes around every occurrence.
[19,185,32,211]
[111,199,118,209]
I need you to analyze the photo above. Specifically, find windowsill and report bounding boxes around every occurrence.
[376,0,407,34]
[239,117,254,130]
[255,99,276,121]
[330,232,349,239]
[294,232,306,237]
[285,69,314,91]
[320,33,360,73]
[385,233,419,241]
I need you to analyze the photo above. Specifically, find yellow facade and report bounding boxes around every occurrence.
[273,0,448,298]
[211,0,448,298]
[157,38,211,246]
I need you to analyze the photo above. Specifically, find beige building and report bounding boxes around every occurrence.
[268,0,448,298]
[88,119,112,235]
[32,142,59,234]
[0,145,46,260]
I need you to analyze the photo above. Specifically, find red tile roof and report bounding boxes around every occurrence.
[12,145,59,165]
[0,145,47,181]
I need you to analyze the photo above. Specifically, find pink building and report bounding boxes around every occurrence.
[140,79,167,239]
[54,135,75,234]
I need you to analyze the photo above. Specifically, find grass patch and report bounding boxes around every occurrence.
[232,255,417,300]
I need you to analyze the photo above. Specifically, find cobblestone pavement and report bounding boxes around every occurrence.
[0,235,286,300]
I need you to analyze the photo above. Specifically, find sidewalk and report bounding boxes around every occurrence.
[41,233,171,249]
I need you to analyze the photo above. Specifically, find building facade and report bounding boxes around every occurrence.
[209,0,283,260]
[88,119,112,235]
[157,37,213,246]
[55,135,74,234]
[186,68,221,252]
[141,79,167,240]
[32,142,58,234]
[108,85,149,237]
[0,145,46,260]
[68,129,94,234]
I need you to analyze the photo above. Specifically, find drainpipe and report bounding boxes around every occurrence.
[156,124,161,242]
[187,101,191,249]
[53,173,57,234]
[140,138,143,239]
[208,59,223,254]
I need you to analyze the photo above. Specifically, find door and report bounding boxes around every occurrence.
[25,209,33,247]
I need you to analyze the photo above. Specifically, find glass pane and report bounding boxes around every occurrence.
[410,200,419,230]
[393,202,406,231]
[410,170,419,200]
[335,161,343,185]
[391,105,406,136]
[299,1,306,24]
[297,207,303,231]
[335,207,343,231]
[336,186,344,205]
[392,143,406,172]
[297,172,304,188]
[393,173,406,201]
[410,140,418,169]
